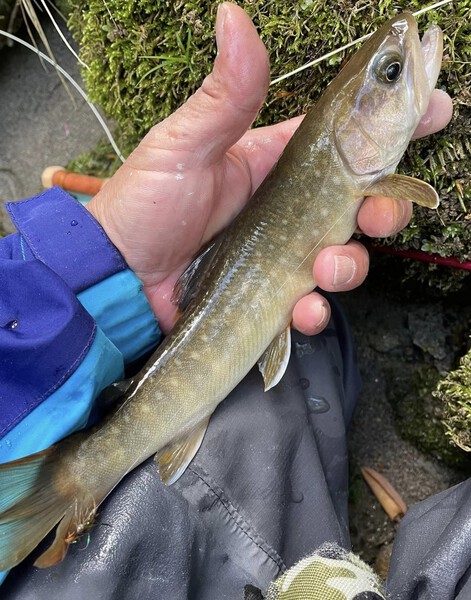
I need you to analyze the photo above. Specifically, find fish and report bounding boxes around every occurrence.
[0,12,443,572]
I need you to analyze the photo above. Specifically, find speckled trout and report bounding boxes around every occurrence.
[0,13,443,571]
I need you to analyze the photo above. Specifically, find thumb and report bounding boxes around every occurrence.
[130,2,270,169]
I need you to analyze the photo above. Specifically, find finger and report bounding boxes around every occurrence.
[412,89,453,139]
[357,196,412,238]
[313,240,370,292]
[132,3,269,170]
[237,115,304,192]
[292,292,331,336]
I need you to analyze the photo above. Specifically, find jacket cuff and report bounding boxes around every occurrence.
[6,186,126,293]
[5,188,161,363]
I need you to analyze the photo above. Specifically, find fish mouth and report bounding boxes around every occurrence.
[420,24,443,94]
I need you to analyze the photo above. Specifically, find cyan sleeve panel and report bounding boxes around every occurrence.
[0,327,124,464]
[78,270,161,364]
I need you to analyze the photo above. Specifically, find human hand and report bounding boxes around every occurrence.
[87,2,453,335]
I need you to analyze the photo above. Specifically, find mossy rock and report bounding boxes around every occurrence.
[435,344,471,453]
[387,362,471,470]
[61,1,471,452]
[66,0,470,292]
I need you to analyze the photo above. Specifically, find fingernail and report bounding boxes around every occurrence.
[332,255,356,288]
[315,303,329,329]
[216,3,228,51]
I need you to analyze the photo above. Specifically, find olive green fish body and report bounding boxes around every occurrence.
[70,130,361,490]
[0,12,443,572]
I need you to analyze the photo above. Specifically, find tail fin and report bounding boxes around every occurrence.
[0,446,96,571]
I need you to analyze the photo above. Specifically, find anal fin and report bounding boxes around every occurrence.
[258,326,291,391]
[155,419,210,485]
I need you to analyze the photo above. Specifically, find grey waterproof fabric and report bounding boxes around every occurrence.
[3,297,471,599]
[2,297,358,599]
[387,479,471,600]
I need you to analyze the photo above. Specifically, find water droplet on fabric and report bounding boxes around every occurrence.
[70,220,78,226]
[299,378,310,390]
[290,491,304,503]
[307,396,330,413]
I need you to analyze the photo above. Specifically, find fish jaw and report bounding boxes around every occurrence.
[420,24,443,96]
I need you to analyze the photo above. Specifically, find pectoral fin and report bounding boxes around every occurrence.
[172,237,223,311]
[258,326,291,391]
[155,419,210,485]
[364,174,439,208]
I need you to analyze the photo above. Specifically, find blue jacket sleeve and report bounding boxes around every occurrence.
[0,187,161,464]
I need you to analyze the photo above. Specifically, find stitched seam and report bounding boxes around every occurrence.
[19,236,27,260]
[188,464,286,573]
[6,189,51,262]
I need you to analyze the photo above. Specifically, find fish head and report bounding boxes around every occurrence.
[331,12,443,183]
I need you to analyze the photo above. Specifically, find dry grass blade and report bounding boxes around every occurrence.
[19,0,74,103]
[361,466,407,522]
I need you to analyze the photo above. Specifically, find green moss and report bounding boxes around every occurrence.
[435,344,471,452]
[388,363,471,470]
[66,138,122,178]
[66,0,470,292]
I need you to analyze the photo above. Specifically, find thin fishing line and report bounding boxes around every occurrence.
[0,29,125,163]
[270,0,453,86]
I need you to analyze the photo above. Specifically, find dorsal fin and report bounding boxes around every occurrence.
[171,237,223,311]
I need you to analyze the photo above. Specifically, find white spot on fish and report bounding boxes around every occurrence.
[304,191,311,199]
[332,176,341,185]
[176,163,185,170]
[187,191,195,196]
[181,220,187,226]
[175,173,184,181]
[321,208,329,217]
[280,235,288,242]
[282,219,288,226]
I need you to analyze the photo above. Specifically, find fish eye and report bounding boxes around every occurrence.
[374,53,403,83]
